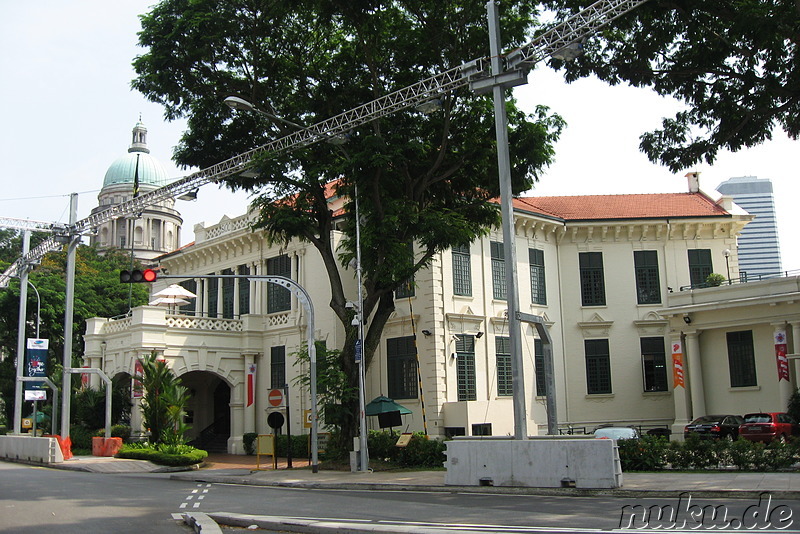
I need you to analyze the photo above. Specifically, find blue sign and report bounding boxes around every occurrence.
[354,340,362,363]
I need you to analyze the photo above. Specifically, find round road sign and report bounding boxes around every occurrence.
[268,388,284,407]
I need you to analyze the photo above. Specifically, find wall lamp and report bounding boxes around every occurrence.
[683,315,692,325]
[475,331,484,338]
[421,329,432,336]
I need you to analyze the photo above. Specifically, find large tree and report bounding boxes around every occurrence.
[133,0,564,444]
[542,0,800,172]
[0,237,149,426]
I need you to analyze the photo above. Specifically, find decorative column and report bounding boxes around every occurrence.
[684,330,706,418]
[216,274,223,318]
[201,278,209,317]
[233,276,240,317]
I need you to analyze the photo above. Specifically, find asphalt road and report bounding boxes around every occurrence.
[3,461,800,532]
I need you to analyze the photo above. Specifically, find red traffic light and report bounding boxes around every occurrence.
[120,269,158,283]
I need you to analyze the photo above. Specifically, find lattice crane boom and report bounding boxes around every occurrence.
[0,0,648,288]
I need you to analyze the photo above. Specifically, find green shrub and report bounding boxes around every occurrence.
[365,431,446,468]
[617,435,669,471]
[243,433,258,455]
[276,434,309,458]
[69,426,95,450]
[93,425,131,442]
[116,443,207,466]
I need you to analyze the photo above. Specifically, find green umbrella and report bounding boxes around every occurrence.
[365,396,412,417]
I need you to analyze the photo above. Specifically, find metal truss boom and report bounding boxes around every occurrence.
[0,0,648,288]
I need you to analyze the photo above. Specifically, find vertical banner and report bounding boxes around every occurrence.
[246,363,256,407]
[775,330,790,381]
[671,340,685,388]
[81,366,90,389]
[132,359,144,398]
[25,338,49,401]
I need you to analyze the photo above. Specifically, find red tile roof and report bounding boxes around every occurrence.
[513,193,729,221]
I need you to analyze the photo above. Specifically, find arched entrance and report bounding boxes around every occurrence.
[180,371,231,453]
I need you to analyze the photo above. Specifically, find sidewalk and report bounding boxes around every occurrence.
[34,453,800,500]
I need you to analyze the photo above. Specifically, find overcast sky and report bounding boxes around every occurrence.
[2,2,797,271]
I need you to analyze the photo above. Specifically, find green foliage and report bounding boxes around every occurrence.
[276,434,310,458]
[366,431,446,468]
[620,435,800,472]
[243,432,258,455]
[133,0,564,450]
[787,389,800,423]
[705,273,726,287]
[117,442,208,466]
[139,353,190,444]
[0,241,148,426]
[69,425,95,451]
[543,0,800,172]
[617,435,669,471]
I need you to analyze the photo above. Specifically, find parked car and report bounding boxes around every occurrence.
[684,414,744,440]
[594,426,640,440]
[738,412,800,443]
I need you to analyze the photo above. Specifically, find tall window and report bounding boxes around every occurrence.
[387,336,418,399]
[641,337,668,392]
[207,275,218,317]
[579,252,606,306]
[452,244,472,296]
[634,250,661,304]
[270,346,286,389]
[221,268,235,319]
[688,249,713,286]
[534,338,547,397]
[267,254,291,313]
[395,242,415,298]
[496,337,512,396]
[456,335,477,401]
[585,339,612,394]
[238,264,250,315]
[491,241,506,300]
[529,248,546,305]
[727,330,757,387]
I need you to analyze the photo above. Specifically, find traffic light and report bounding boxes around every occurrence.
[120,269,157,283]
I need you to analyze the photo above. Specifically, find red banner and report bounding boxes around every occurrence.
[672,340,685,388]
[132,359,144,398]
[775,330,790,382]
[246,363,256,407]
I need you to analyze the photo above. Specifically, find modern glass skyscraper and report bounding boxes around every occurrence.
[716,176,782,278]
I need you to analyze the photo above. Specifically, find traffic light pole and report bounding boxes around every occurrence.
[61,193,80,439]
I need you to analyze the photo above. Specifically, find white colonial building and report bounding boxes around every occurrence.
[83,174,800,453]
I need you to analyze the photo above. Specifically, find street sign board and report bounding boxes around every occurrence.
[268,388,284,407]
[355,340,362,363]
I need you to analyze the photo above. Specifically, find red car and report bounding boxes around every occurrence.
[738,412,800,443]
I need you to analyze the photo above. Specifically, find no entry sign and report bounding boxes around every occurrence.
[268,388,284,407]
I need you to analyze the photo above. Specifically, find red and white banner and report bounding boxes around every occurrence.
[775,330,790,382]
[672,340,685,388]
[246,363,256,407]
[132,359,144,399]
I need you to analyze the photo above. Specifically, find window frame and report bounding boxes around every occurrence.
[456,335,477,401]
[640,337,668,392]
[452,244,472,297]
[266,254,292,313]
[688,249,713,287]
[491,241,506,301]
[387,336,418,400]
[726,330,758,387]
[495,336,512,397]
[634,250,661,305]
[585,338,612,394]
[529,248,546,305]
[579,252,606,306]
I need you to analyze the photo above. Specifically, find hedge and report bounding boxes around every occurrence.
[116,443,208,466]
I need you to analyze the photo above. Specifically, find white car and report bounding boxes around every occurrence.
[593,427,640,440]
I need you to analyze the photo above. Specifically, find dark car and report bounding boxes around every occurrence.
[738,412,800,443]
[684,414,744,440]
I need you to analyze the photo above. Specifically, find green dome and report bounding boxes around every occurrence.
[103,151,171,188]
[102,119,172,188]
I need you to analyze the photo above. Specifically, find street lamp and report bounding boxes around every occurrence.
[723,249,731,284]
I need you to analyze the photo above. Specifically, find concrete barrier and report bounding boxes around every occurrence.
[0,435,65,464]
[444,437,622,488]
